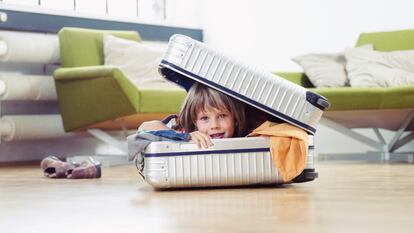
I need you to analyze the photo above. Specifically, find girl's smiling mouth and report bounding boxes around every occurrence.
[210,133,225,139]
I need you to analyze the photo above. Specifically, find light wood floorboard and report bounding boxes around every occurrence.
[1,161,414,233]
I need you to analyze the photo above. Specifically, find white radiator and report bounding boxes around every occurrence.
[0,30,60,64]
[0,73,57,101]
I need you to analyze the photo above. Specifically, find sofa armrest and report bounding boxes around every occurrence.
[54,65,119,80]
[274,72,315,88]
[53,65,141,131]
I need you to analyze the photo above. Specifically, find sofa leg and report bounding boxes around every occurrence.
[408,154,414,164]
[66,128,131,167]
[388,111,414,152]
[320,118,383,150]
[380,146,390,162]
[87,129,128,154]
[321,114,414,161]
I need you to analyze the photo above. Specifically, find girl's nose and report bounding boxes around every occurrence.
[210,118,219,129]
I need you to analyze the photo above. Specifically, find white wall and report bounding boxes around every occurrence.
[166,0,201,28]
[199,0,414,72]
[198,0,414,154]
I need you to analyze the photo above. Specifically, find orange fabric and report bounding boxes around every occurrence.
[248,121,308,182]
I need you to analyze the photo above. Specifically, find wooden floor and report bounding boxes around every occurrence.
[1,161,414,233]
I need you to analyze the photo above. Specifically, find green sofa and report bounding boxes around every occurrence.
[53,27,186,131]
[276,29,414,158]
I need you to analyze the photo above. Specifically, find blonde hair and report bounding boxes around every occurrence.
[177,83,246,137]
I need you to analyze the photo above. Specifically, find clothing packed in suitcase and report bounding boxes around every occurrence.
[127,34,330,189]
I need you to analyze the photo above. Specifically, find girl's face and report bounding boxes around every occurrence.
[194,106,235,139]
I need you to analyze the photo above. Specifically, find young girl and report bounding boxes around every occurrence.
[138,83,247,149]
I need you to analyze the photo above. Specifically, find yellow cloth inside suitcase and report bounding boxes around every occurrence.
[248,121,308,182]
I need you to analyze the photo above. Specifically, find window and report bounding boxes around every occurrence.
[1,0,167,20]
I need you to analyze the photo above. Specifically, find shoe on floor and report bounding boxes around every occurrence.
[40,156,76,178]
[68,157,102,179]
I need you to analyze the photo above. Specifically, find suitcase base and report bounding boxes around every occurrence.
[141,137,317,189]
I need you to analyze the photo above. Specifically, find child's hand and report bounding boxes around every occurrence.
[189,131,213,149]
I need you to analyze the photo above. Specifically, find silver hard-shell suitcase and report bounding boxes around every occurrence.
[142,137,317,188]
[131,34,329,188]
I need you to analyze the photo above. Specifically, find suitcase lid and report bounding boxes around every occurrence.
[159,34,329,134]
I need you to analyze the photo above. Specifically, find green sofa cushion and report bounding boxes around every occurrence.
[275,72,414,111]
[309,86,414,111]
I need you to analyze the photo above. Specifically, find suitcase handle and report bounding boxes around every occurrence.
[306,91,330,110]
[135,157,145,180]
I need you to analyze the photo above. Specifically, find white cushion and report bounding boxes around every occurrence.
[292,44,373,88]
[345,47,414,87]
[103,34,181,89]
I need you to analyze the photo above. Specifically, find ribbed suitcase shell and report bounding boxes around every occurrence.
[143,136,315,188]
[159,34,329,134]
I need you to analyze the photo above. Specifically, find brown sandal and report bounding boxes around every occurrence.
[40,156,76,178]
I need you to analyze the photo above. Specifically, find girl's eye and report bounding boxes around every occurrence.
[200,116,208,121]
[219,114,227,119]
